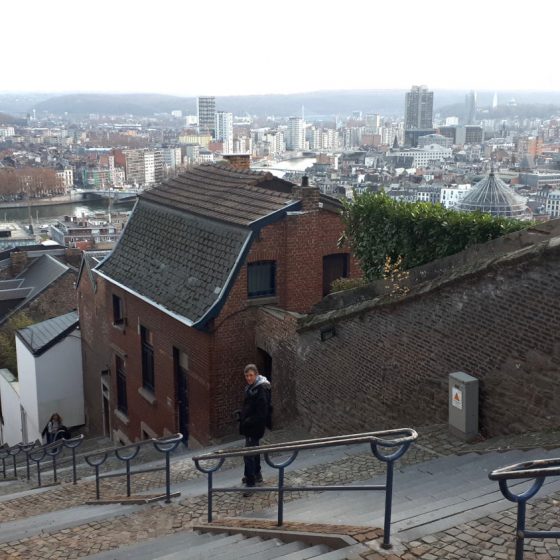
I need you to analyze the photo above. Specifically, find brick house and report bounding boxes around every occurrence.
[77,157,359,445]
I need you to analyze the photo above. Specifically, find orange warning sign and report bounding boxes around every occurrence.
[452,387,463,410]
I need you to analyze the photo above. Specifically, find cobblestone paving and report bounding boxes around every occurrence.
[359,494,560,559]
[0,423,559,558]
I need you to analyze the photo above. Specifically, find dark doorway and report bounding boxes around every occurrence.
[174,348,189,445]
[257,348,272,383]
[101,382,111,437]
[257,348,273,429]
[323,253,349,296]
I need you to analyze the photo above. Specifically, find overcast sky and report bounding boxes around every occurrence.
[3,0,560,96]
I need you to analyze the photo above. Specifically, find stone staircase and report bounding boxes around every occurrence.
[1,427,559,559]
[83,528,367,560]
[241,447,560,543]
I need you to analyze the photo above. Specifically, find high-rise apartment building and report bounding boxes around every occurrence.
[404,85,434,130]
[197,96,216,136]
[121,149,163,186]
[286,117,305,151]
[215,111,233,153]
[365,113,381,133]
[465,91,477,125]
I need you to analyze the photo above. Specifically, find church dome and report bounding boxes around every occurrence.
[455,171,530,219]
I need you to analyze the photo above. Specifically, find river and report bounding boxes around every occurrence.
[1,157,315,223]
[252,157,316,178]
[0,199,136,224]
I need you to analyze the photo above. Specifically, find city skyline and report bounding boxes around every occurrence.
[4,0,560,96]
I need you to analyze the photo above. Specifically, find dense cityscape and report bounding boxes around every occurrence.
[2,86,560,251]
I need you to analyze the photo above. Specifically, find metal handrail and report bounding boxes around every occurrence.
[489,457,560,560]
[84,433,182,503]
[0,441,25,479]
[27,434,84,486]
[193,428,418,549]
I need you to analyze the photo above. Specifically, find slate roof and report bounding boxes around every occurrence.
[76,251,110,292]
[16,255,69,300]
[0,255,70,325]
[140,163,298,226]
[96,164,309,327]
[97,200,251,325]
[17,311,79,357]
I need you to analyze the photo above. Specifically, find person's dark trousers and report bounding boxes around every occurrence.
[243,436,261,486]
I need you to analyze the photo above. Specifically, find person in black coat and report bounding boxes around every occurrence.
[239,364,270,491]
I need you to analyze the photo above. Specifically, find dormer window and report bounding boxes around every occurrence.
[248,261,276,298]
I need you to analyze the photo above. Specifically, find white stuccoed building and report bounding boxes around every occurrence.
[0,312,84,445]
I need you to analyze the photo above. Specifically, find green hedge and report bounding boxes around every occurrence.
[340,192,529,281]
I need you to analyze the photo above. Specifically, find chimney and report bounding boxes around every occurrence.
[222,154,251,171]
[292,176,321,211]
[10,251,28,277]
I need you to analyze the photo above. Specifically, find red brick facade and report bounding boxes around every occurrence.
[78,188,360,445]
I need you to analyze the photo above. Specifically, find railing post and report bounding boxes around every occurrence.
[2,457,6,479]
[84,449,108,501]
[515,500,526,560]
[11,453,17,478]
[208,471,213,523]
[95,465,100,500]
[53,455,58,483]
[71,447,77,484]
[37,461,41,487]
[164,450,171,504]
[382,459,394,549]
[277,466,285,527]
[126,459,131,497]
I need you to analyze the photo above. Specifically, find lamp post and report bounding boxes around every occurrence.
[25,178,33,235]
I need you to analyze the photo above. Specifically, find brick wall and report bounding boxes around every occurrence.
[77,270,110,436]
[22,271,77,321]
[79,272,214,444]
[256,242,560,438]
[79,202,359,444]
[210,204,360,436]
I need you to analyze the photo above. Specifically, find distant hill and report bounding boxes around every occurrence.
[0,93,53,115]
[34,93,196,117]
[31,90,458,118]
[0,112,25,125]
[5,89,560,119]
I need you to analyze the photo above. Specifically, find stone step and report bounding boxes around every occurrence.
[79,530,222,559]
[394,475,560,541]
[274,544,333,560]
[231,540,307,560]
[241,449,560,530]
[171,536,270,560]
[311,544,368,559]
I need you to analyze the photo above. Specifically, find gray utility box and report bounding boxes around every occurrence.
[448,371,479,441]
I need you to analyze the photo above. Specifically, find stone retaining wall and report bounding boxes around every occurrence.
[259,240,560,438]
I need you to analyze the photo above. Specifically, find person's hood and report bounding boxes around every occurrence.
[246,374,271,394]
[254,374,271,388]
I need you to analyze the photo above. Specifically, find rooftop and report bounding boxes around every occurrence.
[455,171,530,218]
[97,163,340,327]
[140,163,298,227]
[16,310,79,356]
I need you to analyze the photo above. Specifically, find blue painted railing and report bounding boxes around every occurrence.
[0,435,84,486]
[193,428,418,549]
[490,457,560,560]
[84,433,182,503]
